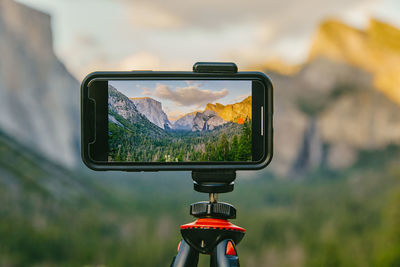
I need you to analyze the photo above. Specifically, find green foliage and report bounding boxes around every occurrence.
[109,115,252,162]
[1,131,400,266]
[373,173,400,266]
[238,119,252,161]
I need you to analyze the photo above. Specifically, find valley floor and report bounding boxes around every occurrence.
[0,132,399,266]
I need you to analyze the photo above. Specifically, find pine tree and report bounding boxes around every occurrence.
[216,134,229,160]
[238,119,252,161]
[230,134,239,161]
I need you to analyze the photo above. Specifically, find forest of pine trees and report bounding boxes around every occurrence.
[200,119,251,161]
[108,118,252,162]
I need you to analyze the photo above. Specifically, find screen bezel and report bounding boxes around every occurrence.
[81,71,273,171]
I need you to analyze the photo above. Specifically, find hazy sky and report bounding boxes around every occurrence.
[109,80,251,120]
[15,0,400,80]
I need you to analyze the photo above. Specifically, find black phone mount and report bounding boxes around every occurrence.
[171,63,244,267]
[192,170,235,193]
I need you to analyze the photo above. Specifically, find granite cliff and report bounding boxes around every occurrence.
[0,0,79,167]
[129,97,172,130]
[266,18,400,176]
[309,18,400,105]
[205,96,251,123]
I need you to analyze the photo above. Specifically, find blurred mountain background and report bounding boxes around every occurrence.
[1,0,400,266]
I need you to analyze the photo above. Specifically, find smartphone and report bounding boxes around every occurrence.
[81,70,272,171]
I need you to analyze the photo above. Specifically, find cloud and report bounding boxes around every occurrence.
[118,51,161,71]
[117,0,379,66]
[22,0,387,80]
[145,83,228,107]
[141,86,153,95]
[123,2,183,29]
[119,0,378,30]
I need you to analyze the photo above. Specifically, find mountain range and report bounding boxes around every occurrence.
[264,18,400,176]
[108,85,167,139]
[191,110,227,131]
[308,18,400,105]
[119,92,251,132]
[172,111,198,131]
[108,85,249,162]
[109,85,246,140]
[1,0,400,176]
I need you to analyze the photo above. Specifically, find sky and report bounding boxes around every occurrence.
[109,80,252,120]
[15,0,400,80]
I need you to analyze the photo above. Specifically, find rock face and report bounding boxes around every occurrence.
[109,85,146,124]
[205,96,251,123]
[172,96,251,131]
[191,110,227,132]
[108,114,124,128]
[268,55,400,176]
[318,86,400,153]
[0,0,79,167]
[309,18,400,105]
[108,86,168,141]
[172,111,197,131]
[129,97,172,130]
[260,18,400,176]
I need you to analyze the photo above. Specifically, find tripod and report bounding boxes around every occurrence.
[170,171,245,267]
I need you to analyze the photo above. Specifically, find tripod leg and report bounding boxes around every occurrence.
[170,239,199,267]
[210,239,240,267]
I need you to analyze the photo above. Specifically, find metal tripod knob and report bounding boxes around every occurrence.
[190,201,236,219]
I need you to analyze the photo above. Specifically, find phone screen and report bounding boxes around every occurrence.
[107,80,253,162]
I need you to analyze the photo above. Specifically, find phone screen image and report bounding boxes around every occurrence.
[107,80,252,163]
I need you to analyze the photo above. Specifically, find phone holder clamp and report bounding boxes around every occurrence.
[193,62,238,74]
